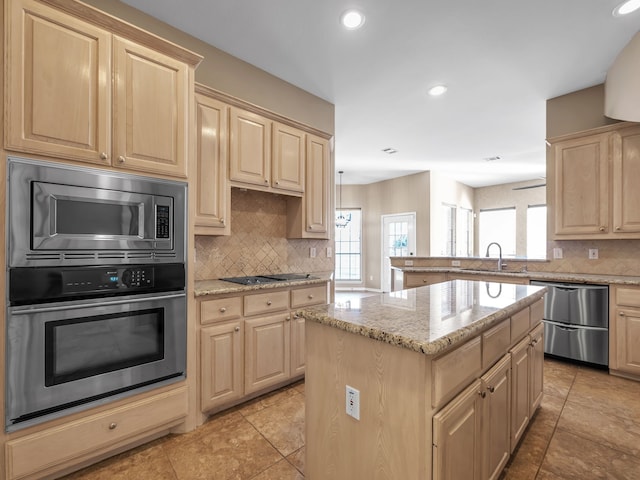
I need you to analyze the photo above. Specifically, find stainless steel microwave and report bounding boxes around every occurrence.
[7,157,187,267]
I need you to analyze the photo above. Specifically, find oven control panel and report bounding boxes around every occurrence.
[63,267,155,293]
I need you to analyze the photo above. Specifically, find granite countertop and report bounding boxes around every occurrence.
[195,273,332,297]
[299,280,546,356]
[393,266,640,286]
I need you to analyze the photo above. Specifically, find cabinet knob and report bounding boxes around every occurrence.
[478,391,486,398]
[117,155,126,164]
[286,316,291,321]
[308,294,314,299]
[100,152,108,160]
[267,300,272,306]
[109,422,117,430]
[620,311,626,316]
[220,218,225,224]
[616,226,621,231]
[488,386,495,393]
[275,181,280,185]
[220,307,227,313]
[264,179,269,184]
[599,226,605,232]
[234,326,240,332]
[423,279,428,283]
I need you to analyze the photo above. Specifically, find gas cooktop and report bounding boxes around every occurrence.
[220,274,315,285]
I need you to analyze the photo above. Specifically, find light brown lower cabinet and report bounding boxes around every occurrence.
[433,354,511,480]
[610,285,640,378]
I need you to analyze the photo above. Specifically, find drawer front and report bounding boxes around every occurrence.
[244,290,289,316]
[432,336,482,408]
[482,319,511,369]
[291,285,327,308]
[6,387,188,479]
[405,273,446,288]
[200,296,242,325]
[511,308,530,344]
[615,286,640,308]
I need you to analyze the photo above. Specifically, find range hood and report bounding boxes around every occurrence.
[605,31,640,121]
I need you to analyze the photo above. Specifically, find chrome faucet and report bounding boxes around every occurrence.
[485,242,504,271]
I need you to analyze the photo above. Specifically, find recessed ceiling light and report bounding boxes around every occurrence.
[613,0,640,16]
[428,85,447,96]
[382,147,398,154]
[340,10,365,29]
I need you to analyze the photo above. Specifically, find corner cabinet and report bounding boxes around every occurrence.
[548,122,640,239]
[5,0,200,178]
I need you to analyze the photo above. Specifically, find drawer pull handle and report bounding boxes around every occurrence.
[234,326,240,332]
[220,307,227,313]
[109,422,117,430]
[267,301,272,306]
[308,294,314,299]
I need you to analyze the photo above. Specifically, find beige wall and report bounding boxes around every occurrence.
[474,179,546,257]
[82,0,334,135]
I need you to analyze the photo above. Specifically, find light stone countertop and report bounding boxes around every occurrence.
[393,266,640,286]
[194,274,332,297]
[298,280,546,356]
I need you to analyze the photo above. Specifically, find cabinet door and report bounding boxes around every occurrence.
[194,93,230,234]
[229,107,271,187]
[244,313,291,394]
[113,37,189,177]
[272,123,305,193]
[614,307,640,376]
[482,355,511,480]
[433,380,483,480]
[510,336,530,451]
[201,322,243,412]
[6,0,111,164]
[290,314,306,376]
[612,126,640,234]
[305,134,330,234]
[529,323,544,415]
[552,133,609,237]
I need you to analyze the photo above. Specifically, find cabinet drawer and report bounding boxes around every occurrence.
[244,290,289,316]
[432,336,482,408]
[615,286,640,308]
[511,308,530,344]
[200,296,242,324]
[405,273,447,288]
[482,319,511,369]
[291,285,327,308]
[6,387,187,480]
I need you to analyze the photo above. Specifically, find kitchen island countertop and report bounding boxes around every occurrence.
[299,279,546,355]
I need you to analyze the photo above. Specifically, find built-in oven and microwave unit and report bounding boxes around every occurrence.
[7,156,186,268]
[5,157,188,432]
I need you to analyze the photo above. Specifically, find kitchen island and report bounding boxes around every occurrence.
[299,280,546,480]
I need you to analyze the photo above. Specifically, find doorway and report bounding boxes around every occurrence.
[381,212,416,292]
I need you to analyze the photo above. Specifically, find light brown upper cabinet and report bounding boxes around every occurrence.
[272,123,305,193]
[5,0,199,178]
[286,134,331,239]
[194,90,230,235]
[229,107,272,188]
[548,122,640,239]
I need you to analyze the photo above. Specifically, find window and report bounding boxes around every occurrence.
[527,205,547,259]
[457,207,473,257]
[441,204,456,256]
[335,209,362,281]
[479,207,516,257]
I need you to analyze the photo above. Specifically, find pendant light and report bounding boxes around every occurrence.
[335,170,351,228]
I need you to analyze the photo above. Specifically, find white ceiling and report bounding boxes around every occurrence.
[121,0,639,187]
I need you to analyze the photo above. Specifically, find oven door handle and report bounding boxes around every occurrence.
[9,293,186,315]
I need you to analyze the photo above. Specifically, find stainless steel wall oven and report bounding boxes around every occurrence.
[5,157,188,432]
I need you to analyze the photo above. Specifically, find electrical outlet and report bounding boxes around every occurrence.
[451,260,461,267]
[346,385,360,420]
[589,248,598,259]
[326,247,333,257]
[310,247,317,258]
[404,260,414,266]
[553,248,563,259]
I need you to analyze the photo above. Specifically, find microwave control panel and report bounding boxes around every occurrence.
[156,205,170,239]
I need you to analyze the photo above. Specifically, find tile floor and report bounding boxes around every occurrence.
[62,358,640,479]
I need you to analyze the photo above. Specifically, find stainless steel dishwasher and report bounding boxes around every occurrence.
[530,281,609,366]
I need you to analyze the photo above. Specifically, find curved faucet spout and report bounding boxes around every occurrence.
[485,242,504,271]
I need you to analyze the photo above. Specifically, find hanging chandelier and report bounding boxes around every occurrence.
[335,170,351,228]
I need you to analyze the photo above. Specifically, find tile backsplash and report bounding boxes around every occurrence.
[195,188,334,281]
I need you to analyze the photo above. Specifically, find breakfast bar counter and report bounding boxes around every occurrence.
[298,280,546,479]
